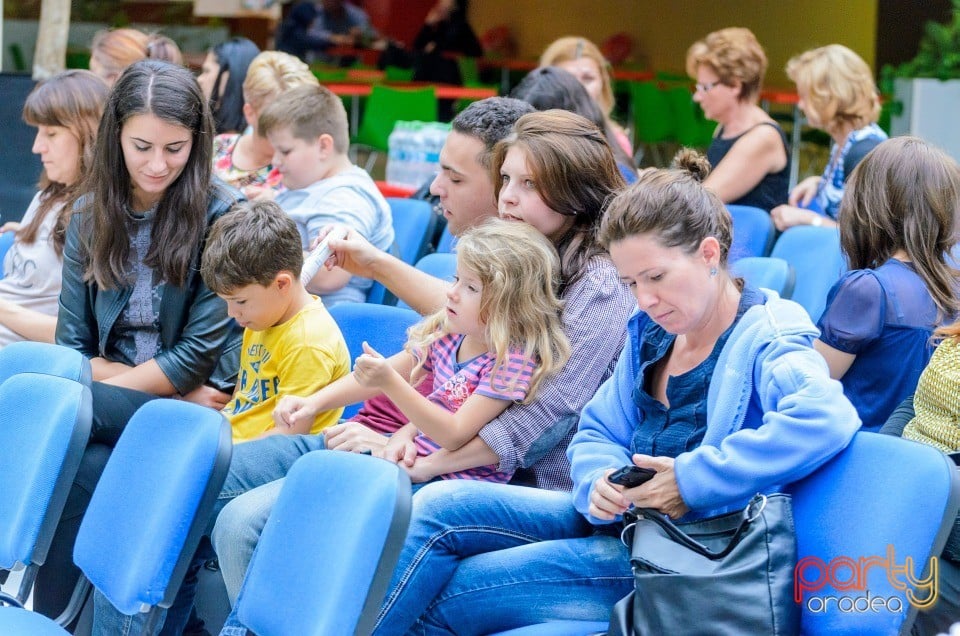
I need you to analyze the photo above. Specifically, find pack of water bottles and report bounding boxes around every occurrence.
[386,121,451,189]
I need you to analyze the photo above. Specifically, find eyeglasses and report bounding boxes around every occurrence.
[695,81,723,93]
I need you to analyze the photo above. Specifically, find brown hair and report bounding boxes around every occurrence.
[685,27,767,102]
[599,149,735,268]
[201,200,304,294]
[839,136,960,318]
[259,84,349,153]
[491,110,625,292]
[786,44,880,136]
[20,70,108,255]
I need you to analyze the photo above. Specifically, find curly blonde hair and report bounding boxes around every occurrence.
[786,44,880,137]
[405,219,571,403]
[685,27,767,102]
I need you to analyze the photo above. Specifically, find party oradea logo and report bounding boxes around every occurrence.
[794,545,938,614]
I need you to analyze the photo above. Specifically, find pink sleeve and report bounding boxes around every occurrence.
[475,349,537,402]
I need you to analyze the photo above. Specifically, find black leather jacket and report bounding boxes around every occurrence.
[55,183,244,394]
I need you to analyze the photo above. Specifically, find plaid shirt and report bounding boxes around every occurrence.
[478,257,635,491]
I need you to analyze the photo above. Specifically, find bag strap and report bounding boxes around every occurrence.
[622,494,767,560]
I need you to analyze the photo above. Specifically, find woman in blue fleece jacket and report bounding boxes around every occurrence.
[370,150,861,634]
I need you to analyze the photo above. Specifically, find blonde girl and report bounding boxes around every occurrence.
[275,218,570,482]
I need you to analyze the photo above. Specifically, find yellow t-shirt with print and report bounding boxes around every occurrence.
[223,298,350,442]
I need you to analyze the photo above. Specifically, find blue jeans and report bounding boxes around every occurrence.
[93,433,327,634]
[371,480,630,636]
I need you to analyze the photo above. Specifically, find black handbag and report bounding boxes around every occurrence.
[608,493,799,636]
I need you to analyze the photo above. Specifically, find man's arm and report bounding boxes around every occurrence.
[325,228,449,314]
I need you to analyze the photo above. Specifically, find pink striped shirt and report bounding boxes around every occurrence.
[415,333,536,482]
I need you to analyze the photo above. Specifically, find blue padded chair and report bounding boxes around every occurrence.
[0,399,232,635]
[234,451,411,635]
[387,197,438,266]
[727,204,776,261]
[436,225,456,253]
[788,432,960,635]
[397,253,457,311]
[0,374,92,608]
[366,242,404,306]
[0,230,14,278]
[769,225,847,322]
[0,341,92,387]
[731,256,796,299]
[488,432,960,636]
[328,303,421,418]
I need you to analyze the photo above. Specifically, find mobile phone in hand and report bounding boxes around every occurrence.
[607,465,656,488]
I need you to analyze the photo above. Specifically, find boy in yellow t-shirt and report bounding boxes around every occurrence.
[201,200,350,442]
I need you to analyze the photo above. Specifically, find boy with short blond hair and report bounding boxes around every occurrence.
[259,83,394,305]
[201,199,350,442]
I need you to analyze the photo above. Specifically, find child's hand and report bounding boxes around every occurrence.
[353,342,396,389]
[403,458,440,483]
[241,184,276,201]
[273,394,318,430]
[377,435,418,467]
[0,222,21,234]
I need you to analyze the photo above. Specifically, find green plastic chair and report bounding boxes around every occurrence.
[665,86,716,149]
[311,68,348,83]
[353,85,438,171]
[629,81,676,166]
[384,65,414,82]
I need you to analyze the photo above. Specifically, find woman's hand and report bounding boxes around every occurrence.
[0,221,21,234]
[353,342,398,389]
[787,175,821,207]
[324,422,390,453]
[273,394,319,430]
[241,184,276,201]
[181,385,232,410]
[624,455,689,519]
[589,468,632,521]
[770,204,814,231]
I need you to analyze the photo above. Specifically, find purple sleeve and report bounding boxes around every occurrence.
[817,269,884,354]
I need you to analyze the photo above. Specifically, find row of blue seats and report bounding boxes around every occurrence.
[2,334,959,634]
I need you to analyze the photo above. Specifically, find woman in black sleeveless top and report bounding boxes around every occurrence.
[686,27,789,212]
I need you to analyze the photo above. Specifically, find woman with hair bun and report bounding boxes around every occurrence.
[368,148,858,634]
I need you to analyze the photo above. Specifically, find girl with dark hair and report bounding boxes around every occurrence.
[197,37,261,135]
[511,66,637,182]
[36,59,243,628]
[0,70,107,347]
[815,136,959,431]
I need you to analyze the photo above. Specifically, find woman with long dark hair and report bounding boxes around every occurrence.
[36,60,243,631]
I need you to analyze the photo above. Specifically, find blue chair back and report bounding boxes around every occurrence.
[0,231,14,278]
[0,341,92,387]
[73,400,232,623]
[731,256,796,299]
[328,303,421,418]
[727,204,776,261]
[0,374,92,606]
[366,241,404,306]
[397,253,457,311]
[236,451,411,635]
[769,226,847,322]
[788,432,960,635]
[387,197,438,266]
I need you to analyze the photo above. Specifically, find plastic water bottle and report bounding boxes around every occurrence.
[386,122,409,186]
[422,123,450,185]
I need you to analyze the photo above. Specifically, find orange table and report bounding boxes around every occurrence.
[326,82,499,133]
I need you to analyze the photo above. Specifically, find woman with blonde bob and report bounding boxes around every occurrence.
[212,50,319,199]
[771,44,887,230]
[686,27,789,211]
[541,36,632,155]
